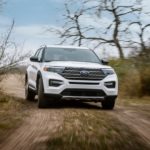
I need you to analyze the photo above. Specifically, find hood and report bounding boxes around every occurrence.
[43,61,111,69]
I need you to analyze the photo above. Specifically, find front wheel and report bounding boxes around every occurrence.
[37,78,59,108]
[37,78,48,108]
[25,82,35,101]
[101,97,116,110]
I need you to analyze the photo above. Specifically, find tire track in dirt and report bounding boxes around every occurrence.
[110,106,150,146]
[0,109,63,150]
[0,75,64,150]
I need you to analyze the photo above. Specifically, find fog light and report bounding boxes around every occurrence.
[49,79,63,87]
[104,81,116,88]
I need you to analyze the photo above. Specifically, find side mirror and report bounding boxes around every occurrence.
[30,56,39,62]
[101,59,109,65]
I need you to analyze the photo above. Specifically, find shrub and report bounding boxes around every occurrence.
[139,67,150,96]
[109,58,149,98]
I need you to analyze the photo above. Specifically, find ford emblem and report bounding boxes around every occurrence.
[80,70,89,77]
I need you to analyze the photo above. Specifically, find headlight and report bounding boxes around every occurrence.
[43,67,65,74]
[101,69,115,76]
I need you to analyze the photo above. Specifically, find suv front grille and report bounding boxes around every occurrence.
[60,67,106,80]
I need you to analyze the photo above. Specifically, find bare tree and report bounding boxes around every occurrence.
[52,0,143,59]
[0,20,29,81]
[0,0,30,84]
[127,21,150,55]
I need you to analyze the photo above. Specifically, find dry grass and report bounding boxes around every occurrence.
[120,70,142,97]
[47,109,149,150]
[0,92,28,143]
[110,59,150,98]
[117,96,150,106]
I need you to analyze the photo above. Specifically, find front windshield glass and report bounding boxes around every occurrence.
[43,48,101,63]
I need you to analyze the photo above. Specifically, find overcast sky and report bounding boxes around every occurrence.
[0,0,150,57]
[0,0,66,54]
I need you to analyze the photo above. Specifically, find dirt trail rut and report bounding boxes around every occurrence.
[0,75,64,150]
[0,109,63,150]
[112,107,150,145]
[0,74,25,98]
[0,74,150,149]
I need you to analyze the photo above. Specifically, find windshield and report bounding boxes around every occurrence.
[43,48,101,63]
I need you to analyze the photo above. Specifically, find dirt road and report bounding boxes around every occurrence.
[113,107,150,145]
[0,75,150,149]
[0,75,64,150]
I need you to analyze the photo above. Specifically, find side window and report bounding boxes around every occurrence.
[37,49,43,62]
[34,49,40,57]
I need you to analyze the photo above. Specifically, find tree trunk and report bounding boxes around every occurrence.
[115,39,124,59]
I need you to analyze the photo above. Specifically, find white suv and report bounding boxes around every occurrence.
[25,45,118,109]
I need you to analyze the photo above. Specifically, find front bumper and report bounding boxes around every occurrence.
[42,71,118,99]
[44,93,117,102]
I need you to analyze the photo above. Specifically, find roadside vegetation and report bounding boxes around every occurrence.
[110,48,150,98]
[0,92,28,144]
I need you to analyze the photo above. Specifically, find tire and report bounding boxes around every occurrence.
[102,97,116,110]
[25,81,35,101]
[37,77,48,108]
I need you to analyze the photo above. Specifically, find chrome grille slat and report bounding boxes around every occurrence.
[63,77,104,80]
[62,73,104,77]
[60,67,106,80]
